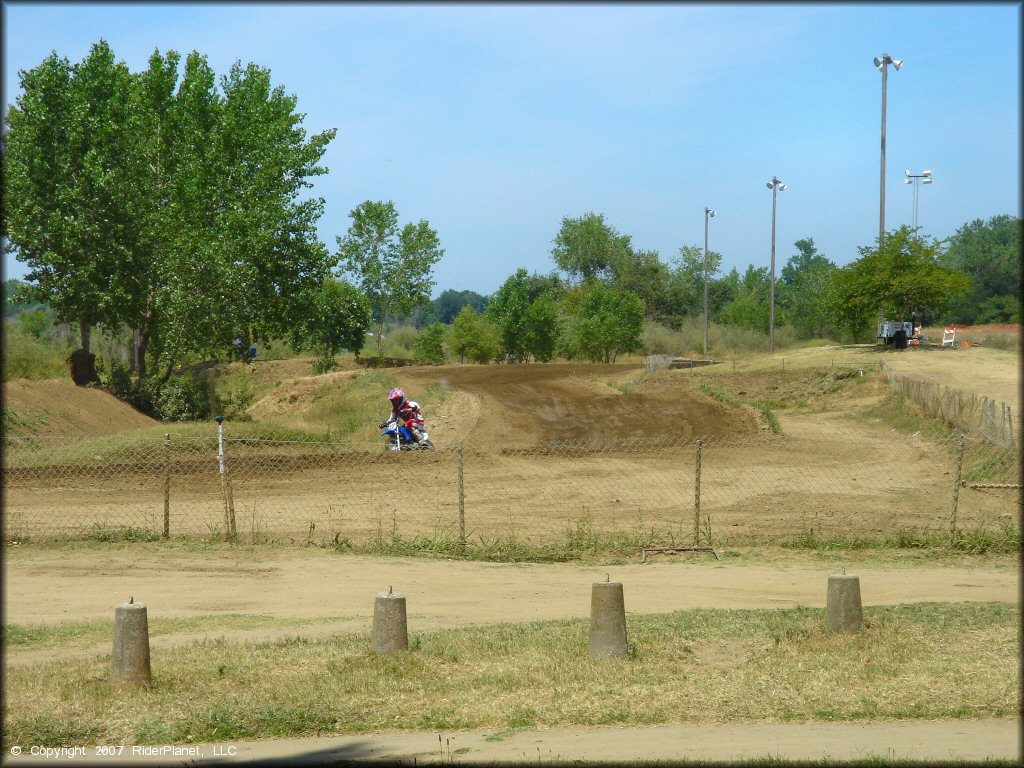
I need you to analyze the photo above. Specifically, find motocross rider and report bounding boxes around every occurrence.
[381,387,428,446]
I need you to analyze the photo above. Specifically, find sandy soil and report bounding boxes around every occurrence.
[3,379,158,436]
[4,546,1016,665]
[3,345,1020,764]
[3,546,1018,763]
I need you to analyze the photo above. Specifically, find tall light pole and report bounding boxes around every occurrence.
[874,53,903,254]
[904,168,933,236]
[766,176,785,354]
[703,206,716,357]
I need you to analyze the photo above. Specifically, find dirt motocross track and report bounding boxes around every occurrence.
[394,362,760,445]
[3,347,1021,764]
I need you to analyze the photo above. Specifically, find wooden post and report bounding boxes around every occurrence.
[162,433,171,539]
[457,443,466,550]
[1007,406,1016,452]
[950,433,965,548]
[694,439,702,545]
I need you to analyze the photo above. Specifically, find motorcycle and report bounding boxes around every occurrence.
[380,418,435,451]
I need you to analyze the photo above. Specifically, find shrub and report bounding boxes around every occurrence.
[2,326,70,381]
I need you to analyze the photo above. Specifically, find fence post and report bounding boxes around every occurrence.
[694,439,702,545]
[162,433,171,539]
[1007,406,1016,453]
[457,442,466,550]
[216,417,237,542]
[950,432,965,548]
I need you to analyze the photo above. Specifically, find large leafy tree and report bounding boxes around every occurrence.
[551,212,632,283]
[671,244,726,322]
[610,248,672,320]
[561,282,644,363]
[5,42,338,388]
[450,305,499,364]
[486,268,562,363]
[336,200,444,356]
[778,238,836,339]
[720,265,771,332]
[939,215,1021,324]
[4,41,135,354]
[824,225,972,341]
[288,277,371,371]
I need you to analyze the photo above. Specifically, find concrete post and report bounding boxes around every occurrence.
[111,599,152,689]
[589,578,628,657]
[371,587,408,654]
[825,574,863,633]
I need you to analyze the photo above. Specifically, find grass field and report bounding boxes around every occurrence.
[3,601,1017,747]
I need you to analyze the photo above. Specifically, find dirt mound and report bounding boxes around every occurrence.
[3,379,158,437]
[247,369,360,422]
[395,362,760,444]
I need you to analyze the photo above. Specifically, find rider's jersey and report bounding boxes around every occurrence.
[391,400,424,428]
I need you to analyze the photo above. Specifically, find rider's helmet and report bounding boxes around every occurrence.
[388,387,406,409]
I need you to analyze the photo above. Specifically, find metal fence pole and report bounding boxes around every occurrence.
[694,439,702,545]
[162,433,171,539]
[217,419,237,542]
[950,432,965,548]
[457,443,466,549]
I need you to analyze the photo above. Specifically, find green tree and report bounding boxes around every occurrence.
[337,200,444,356]
[4,42,135,355]
[288,277,371,371]
[523,291,561,363]
[16,309,50,339]
[939,215,1021,324]
[450,305,499,364]
[2,279,47,318]
[562,283,644,363]
[720,266,770,331]
[610,248,672,320]
[429,289,489,324]
[412,322,448,364]
[5,43,337,390]
[777,238,836,339]
[487,268,562,362]
[824,225,972,341]
[672,244,722,319]
[551,212,632,283]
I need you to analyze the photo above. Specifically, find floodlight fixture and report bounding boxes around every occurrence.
[905,169,934,235]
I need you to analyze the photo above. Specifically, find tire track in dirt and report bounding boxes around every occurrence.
[399,363,757,445]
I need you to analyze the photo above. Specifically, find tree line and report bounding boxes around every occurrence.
[3,41,1019,408]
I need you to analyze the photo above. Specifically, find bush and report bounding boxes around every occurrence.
[2,326,71,381]
[220,368,257,420]
[154,374,213,421]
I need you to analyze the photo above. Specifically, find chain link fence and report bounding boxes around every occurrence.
[4,422,1019,550]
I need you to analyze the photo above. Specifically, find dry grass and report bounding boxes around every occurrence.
[3,602,1017,747]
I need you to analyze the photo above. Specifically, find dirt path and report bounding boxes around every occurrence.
[401,362,760,445]
[4,718,1019,765]
[4,547,1016,667]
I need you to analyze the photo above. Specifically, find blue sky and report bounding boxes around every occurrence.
[3,2,1020,298]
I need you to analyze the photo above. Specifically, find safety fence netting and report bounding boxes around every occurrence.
[4,427,1018,547]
